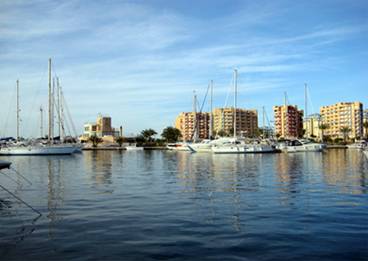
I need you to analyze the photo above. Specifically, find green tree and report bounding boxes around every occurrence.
[115,136,125,147]
[161,127,182,143]
[89,135,102,148]
[340,126,351,143]
[141,129,157,142]
[363,121,368,139]
[216,129,227,137]
[319,123,329,142]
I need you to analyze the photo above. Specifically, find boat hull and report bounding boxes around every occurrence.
[282,144,324,153]
[212,144,277,154]
[0,145,76,155]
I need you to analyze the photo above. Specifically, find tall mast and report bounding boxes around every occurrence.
[52,77,55,140]
[60,86,65,139]
[48,58,52,143]
[57,77,61,138]
[40,106,43,138]
[16,79,20,141]
[233,69,238,138]
[284,91,288,138]
[262,106,265,138]
[304,83,308,119]
[209,80,213,139]
[193,90,198,142]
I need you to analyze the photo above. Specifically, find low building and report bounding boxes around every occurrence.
[320,102,363,140]
[81,114,119,142]
[273,105,303,139]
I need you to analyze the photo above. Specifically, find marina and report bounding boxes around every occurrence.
[1,1,368,260]
[1,149,367,260]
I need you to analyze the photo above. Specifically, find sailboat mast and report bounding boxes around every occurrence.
[48,58,52,143]
[40,106,43,138]
[233,69,237,138]
[284,91,288,138]
[60,87,65,139]
[304,83,307,119]
[16,79,20,141]
[57,77,61,138]
[193,90,197,142]
[262,106,265,138]
[209,80,213,139]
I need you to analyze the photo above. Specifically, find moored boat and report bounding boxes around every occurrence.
[2,59,77,156]
[347,140,367,149]
[166,142,190,151]
[277,139,325,152]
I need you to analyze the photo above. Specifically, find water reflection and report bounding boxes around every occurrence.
[46,158,65,238]
[322,149,367,194]
[84,151,113,187]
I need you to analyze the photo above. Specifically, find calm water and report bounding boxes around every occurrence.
[1,150,367,260]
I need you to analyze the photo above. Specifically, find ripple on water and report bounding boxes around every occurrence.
[0,150,367,260]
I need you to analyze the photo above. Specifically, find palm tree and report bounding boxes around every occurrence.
[319,123,329,142]
[89,135,102,148]
[141,129,157,142]
[363,121,368,139]
[340,126,351,143]
[115,136,125,147]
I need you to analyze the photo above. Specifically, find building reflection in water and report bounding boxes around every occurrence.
[322,149,367,194]
[83,151,113,188]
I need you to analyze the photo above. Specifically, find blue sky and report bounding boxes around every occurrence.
[0,0,367,137]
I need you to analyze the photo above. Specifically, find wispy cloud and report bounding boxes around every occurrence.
[0,0,367,137]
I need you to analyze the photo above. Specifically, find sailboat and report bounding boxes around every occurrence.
[209,70,277,154]
[277,84,325,153]
[0,59,76,155]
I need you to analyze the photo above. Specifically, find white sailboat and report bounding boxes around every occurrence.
[0,59,76,155]
[207,69,278,154]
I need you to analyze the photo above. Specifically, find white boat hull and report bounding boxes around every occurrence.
[126,146,144,151]
[0,145,76,155]
[282,144,324,153]
[187,144,212,152]
[212,144,277,154]
[166,143,190,151]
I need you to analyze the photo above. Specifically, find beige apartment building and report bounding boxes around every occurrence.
[320,102,363,139]
[364,109,368,138]
[273,105,303,139]
[303,114,322,140]
[212,108,258,138]
[175,112,210,141]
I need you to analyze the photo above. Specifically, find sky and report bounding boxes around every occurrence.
[0,0,367,137]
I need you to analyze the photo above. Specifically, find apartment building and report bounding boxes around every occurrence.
[212,108,258,137]
[364,109,368,138]
[273,105,303,139]
[320,102,363,139]
[175,112,210,141]
[303,113,322,140]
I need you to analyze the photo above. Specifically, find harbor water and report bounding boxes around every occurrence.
[1,149,367,260]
